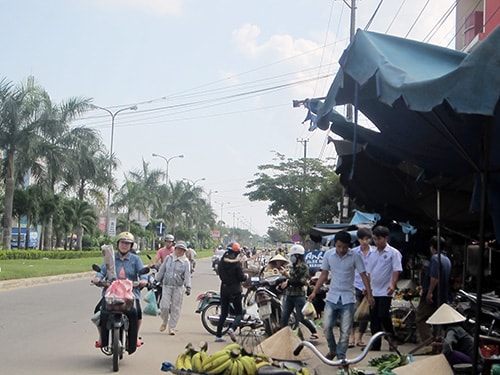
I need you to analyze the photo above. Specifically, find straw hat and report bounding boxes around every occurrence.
[426,303,466,325]
[268,254,289,264]
[259,326,310,361]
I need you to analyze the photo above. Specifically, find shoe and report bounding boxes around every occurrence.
[160,323,167,332]
[326,351,336,360]
[95,341,102,348]
[214,336,226,342]
[227,328,236,342]
[169,329,176,336]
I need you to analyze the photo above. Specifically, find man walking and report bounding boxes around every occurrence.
[308,231,374,360]
[366,225,403,351]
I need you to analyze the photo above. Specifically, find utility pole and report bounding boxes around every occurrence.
[297,138,309,176]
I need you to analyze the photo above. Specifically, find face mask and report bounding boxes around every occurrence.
[290,255,297,264]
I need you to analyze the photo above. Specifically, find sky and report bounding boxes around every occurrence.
[1,0,458,236]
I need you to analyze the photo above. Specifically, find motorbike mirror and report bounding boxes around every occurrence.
[92,264,101,273]
[139,267,150,275]
[251,277,260,282]
[146,254,152,260]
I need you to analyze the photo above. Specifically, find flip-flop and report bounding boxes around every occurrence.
[357,342,366,348]
[348,342,355,348]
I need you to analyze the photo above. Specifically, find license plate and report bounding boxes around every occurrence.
[259,303,272,318]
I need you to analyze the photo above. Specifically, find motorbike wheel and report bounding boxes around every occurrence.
[112,327,120,372]
[263,310,281,336]
[201,302,230,336]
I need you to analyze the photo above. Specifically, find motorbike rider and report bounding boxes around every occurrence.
[151,234,175,267]
[92,232,148,353]
[215,242,248,342]
[279,244,319,341]
[262,253,289,279]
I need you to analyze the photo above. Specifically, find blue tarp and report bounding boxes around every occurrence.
[304,27,500,240]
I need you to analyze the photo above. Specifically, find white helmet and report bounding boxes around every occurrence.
[165,234,174,242]
[289,244,305,256]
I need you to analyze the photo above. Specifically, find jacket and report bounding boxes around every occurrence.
[218,251,247,296]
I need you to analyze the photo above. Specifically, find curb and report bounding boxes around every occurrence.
[0,271,94,290]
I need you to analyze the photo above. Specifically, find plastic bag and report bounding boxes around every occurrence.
[143,299,158,316]
[354,296,370,322]
[144,289,155,303]
[301,301,317,319]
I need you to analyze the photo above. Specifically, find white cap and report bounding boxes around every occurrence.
[426,303,466,325]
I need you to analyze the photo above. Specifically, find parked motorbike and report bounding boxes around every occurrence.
[145,254,162,307]
[92,264,150,372]
[253,276,298,336]
[195,288,263,336]
[453,289,500,338]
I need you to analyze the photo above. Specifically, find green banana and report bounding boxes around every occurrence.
[255,361,271,370]
[224,342,241,351]
[239,355,257,375]
[174,352,186,369]
[191,352,203,373]
[183,352,193,371]
[202,350,232,374]
[299,367,311,375]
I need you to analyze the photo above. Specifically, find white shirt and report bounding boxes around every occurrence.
[366,244,402,297]
[353,245,375,291]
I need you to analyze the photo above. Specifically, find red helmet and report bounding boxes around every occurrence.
[228,242,241,252]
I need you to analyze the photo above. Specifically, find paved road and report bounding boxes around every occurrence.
[0,258,417,374]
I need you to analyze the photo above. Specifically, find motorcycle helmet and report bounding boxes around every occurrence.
[288,244,305,256]
[227,242,241,252]
[117,231,134,244]
[165,234,175,242]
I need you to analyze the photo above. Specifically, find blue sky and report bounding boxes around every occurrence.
[1,0,457,236]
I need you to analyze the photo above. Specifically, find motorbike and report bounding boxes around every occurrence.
[145,254,162,307]
[253,275,298,336]
[453,288,500,338]
[92,264,150,372]
[195,287,263,336]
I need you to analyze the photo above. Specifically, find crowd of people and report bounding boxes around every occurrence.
[92,227,477,370]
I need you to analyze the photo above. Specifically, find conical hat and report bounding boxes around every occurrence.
[269,254,289,264]
[426,303,466,325]
[259,326,310,361]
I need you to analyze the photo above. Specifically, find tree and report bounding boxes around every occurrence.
[245,152,342,240]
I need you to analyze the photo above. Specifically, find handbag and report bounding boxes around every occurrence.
[354,296,370,322]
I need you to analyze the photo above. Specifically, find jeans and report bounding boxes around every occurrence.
[323,299,355,359]
[216,293,243,337]
[280,295,317,334]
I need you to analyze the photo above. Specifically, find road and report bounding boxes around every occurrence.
[0,258,417,374]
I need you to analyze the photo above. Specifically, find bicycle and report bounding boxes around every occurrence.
[293,331,399,373]
[391,293,418,344]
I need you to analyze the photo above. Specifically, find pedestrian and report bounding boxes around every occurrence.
[349,227,375,348]
[92,232,148,353]
[308,230,374,360]
[215,242,248,342]
[262,253,289,279]
[279,244,319,341]
[366,225,403,351]
[155,240,192,335]
[416,235,452,342]
[150,234,175,267]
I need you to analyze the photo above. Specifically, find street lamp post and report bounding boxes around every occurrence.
[152,153,184,185]
[92,104,138,236]
[183,177,206,187]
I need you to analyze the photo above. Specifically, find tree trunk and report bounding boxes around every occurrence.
[2,176,15,250]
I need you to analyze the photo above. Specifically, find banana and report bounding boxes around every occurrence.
[224,360,237,375]
[174,352,186,369]
[224,343,241,351]
[235,358,245,375]
[183,352,193,371]
[255,361,272,370]
[202,351,232,374]
[239,355,257,375]
[300,367,310,375]
[191,352,203,373]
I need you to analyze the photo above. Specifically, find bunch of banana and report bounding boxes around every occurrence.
[191,341,209,373]
[297,367,310,375]
[174,342,196,370]
[254,353,272,371]
[201,344,238,375]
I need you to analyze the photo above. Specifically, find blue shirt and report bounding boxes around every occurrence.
[95,252,148,299]
[321,249,366,304]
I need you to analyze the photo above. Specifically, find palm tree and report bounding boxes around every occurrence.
[62,198,97,250]
[0,77,47,249]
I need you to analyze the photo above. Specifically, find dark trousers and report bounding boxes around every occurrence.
[280,295,317,334]
[369,296,395,350]
[100,300,139,354]
[216,293,243,337]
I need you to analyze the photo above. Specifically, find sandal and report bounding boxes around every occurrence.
[95,341,102,348]
[357,342,366,348]
[310,334,319,340]
[348,342,355,348]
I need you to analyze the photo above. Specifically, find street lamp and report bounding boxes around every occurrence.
[183,177,206,187]
[206,189,218,206]
[92,104,138,236]
[152,153,184,185]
